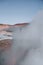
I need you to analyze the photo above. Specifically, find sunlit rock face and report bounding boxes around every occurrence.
[0,10,43,65]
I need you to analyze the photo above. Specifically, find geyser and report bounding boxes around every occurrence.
[0,10,43,65]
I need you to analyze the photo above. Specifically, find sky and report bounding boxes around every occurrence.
[0,0,43,25]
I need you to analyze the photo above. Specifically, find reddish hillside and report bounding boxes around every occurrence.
[0,23,29,29]
[0,24,9,29]
[14,23,29,27]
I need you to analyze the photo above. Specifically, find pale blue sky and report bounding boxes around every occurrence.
[0,0,43,24]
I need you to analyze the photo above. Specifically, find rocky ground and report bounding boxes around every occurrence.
[0,39,13,65]
[0,39,13,51]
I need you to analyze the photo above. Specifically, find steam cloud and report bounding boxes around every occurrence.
[0,10,43,65]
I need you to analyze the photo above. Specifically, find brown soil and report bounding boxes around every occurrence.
[0,39,13,51]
